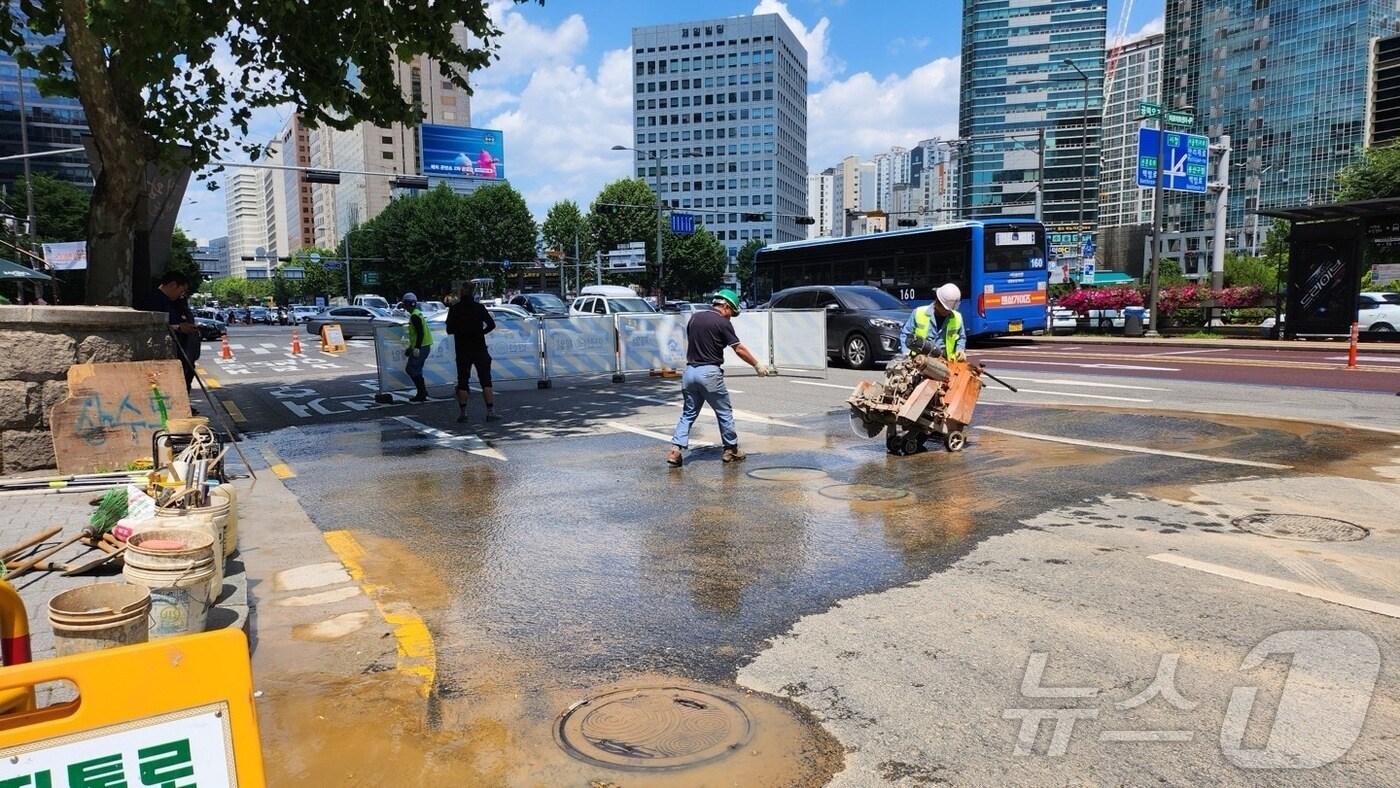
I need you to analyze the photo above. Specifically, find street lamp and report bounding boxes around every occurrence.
[1058,58,1091,257]
[612,144,667,303]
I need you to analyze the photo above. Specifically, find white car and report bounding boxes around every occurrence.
[1358,292,1400,333]
[1050,306,1077,334]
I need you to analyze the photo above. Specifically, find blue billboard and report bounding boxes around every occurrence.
[420,125,505,180]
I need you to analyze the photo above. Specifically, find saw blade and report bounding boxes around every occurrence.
[849,409,884,439]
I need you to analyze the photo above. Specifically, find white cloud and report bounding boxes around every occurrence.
[1123,15,1164,43]
[807,56,961,170]
[887,36,931,56]
[475,0,589,86]
[487,46,635,219]
[752,0,842,83]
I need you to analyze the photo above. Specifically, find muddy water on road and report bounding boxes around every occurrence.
[264,406,1375,785]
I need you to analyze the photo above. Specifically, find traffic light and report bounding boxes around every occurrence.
[390,175,429,189]
[794,215,816,225]
[741,212,766,222]
[897,219,918,227]
[302,170,341,185]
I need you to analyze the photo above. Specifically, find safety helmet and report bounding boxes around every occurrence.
[712,288,742,313]
[401,292,418,304]
[935,283,961,312]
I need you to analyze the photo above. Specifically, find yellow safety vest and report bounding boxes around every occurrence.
[912,305,961,359]
[404,307,434,348]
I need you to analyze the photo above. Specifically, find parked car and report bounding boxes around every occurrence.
[570,285,657,316]
[304,306,404,339]
[1375,292,1400,306]
[194,316,226,341]
[354,294,392,311]
[247,306,272,324]
[290,305,322,323]
[660,301,706,316]
[1358,292,1400,332]
[489,304,533,320]
[1050,306,1078,334]
[766,285,910,369]
[510,292,569,317]
[226,307,250,324]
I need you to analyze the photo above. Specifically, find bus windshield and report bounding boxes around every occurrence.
[983,229,1046,273]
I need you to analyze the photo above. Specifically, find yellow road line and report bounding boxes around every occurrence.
[204,376,221,389]
[322,530,436,698]
[222,400,247,424]
[269,463,296,479]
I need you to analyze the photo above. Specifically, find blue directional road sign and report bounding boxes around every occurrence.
[1136,128,1209,193]
[1081,237,1095,259]
[502,259,511,270]
[670,212,696,235]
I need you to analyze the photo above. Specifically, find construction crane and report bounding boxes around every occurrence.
[1102,0,1137,104]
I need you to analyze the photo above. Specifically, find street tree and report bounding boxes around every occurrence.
[662,226,728,300]
[463,183,537,266]
[348,185,471,299]
[541,200,590,260]
[1336,141,1400,201]
[736,238,765,297]
[167,227,202,292]
[589,178,659,266]
[1223,252,1276,290]
[10,173,88,242]
[0,1,520,306]
[286,247,345,303]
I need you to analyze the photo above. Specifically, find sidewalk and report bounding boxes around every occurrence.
[1019,333,1400,353]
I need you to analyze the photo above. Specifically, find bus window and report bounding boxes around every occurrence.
[868,257,895,289]
[984,230,1046,272]
[804,261,832,284]
[832,259,863,285]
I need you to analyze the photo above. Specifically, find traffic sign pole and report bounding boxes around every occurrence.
[1147,116,1166,337]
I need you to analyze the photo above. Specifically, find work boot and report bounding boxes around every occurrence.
[722,445,746,463]
[666,446,683,467]
[410,381,429,402]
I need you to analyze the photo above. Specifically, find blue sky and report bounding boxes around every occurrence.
[176,0,1164,245]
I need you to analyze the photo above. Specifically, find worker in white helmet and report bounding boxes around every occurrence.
[900,283,966,361]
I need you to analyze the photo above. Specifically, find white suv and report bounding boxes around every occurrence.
[570,286,657,316]
[1359,292,1400,333]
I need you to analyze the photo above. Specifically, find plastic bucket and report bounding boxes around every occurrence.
[157,488,234,559]
[48,582,151,657]
[214,484,238,557]
[146,512,223,600]
[123,530,216,639]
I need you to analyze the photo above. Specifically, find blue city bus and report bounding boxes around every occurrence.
[752,218,1050,337]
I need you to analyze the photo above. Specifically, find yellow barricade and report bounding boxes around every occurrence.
[320,323,347,353]
[0,629,265,787]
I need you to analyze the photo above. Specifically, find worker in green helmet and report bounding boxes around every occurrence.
[667,289,772,468]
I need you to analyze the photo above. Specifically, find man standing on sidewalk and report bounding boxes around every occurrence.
[667,289,771,468]
[401,292,433,403]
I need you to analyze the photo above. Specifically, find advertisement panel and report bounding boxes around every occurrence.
[42,241,86,271]
[420,125,505,180]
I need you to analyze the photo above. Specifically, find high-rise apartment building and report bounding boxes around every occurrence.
[959,0,1106,259]
[1163,0,1400,273]
[224,168,267,278]
[0,6,91,191]
[631,14,809,259]
[872,147,910,213]
[1098,32,1162,277]
[908,138,959,227]
[806,169,836,238]
[272,115,316,256]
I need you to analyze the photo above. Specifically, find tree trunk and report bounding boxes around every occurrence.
[84,164,142,306]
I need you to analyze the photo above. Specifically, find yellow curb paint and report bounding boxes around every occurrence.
[222,400,247,423]
[269,463,296,479]
[322,530,436,697]
[204,376,222,389]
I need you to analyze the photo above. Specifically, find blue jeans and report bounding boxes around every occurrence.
[405,347,427,380]
[671,364,738,449]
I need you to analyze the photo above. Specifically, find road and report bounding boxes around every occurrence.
[213,325,1400,786]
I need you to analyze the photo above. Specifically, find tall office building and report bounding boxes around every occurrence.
[959,0,1106,260]
[806,169,836,238]
[1369,34,1400,147]
[1097,32,1163,278]
[631,14,809,259]
[224,167,267,278]
[1163,0,1400,273]
[272,114,317,257]
[192,237,230,279]
[0,5,91,192]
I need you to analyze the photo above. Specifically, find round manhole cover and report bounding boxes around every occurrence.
[747,466,829,482]
[1232,513,1368,542]
[555,686,753,771]
[818,483,910,502]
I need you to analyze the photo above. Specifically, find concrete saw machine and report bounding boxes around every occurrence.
[846,343,1017,455]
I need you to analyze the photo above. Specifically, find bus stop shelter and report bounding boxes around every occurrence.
[1258,197,1400,339]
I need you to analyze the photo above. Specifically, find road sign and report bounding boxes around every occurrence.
[308,252,322,264]
[1139,101,1162,118]
[1081,261,1096,284]
[323,260,342,271]
[1165,110,1195,128]
[281,266,305,280]
[1137,128,1209,194]
[670,212,696,235]
[1081,237,1095,259]
[362,271,379,285]
[1374,263,1400,285]
[502,259,511,270]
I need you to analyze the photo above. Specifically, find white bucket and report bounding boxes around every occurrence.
[151,510,224,601]
[123,530,216,639]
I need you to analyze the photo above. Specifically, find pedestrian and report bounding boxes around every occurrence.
[142,270,201,393]
[900,283,966,361]
[401,292,434,402]
[667,289,771,468]
[444,284,497,422]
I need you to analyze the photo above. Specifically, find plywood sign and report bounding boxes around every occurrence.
[320,323,347,353]
[49,361,192,473]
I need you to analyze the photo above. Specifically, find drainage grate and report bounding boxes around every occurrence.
[818,483,910,502]
[747,466,829,482]
[1232,513,1369,542]
[555,686,753,771]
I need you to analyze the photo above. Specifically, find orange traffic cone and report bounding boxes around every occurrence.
[290,330,302,356]
[220,333,233,360]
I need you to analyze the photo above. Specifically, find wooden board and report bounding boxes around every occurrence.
[320,323,347,353]
[49,361,192,474]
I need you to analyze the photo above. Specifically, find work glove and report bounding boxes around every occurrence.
[755,363,774,377]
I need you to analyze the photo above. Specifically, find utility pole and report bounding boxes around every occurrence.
[1209,134,1231,290]
[14,65,34,242]
[1035,129,1045,223]
[344,235,352,300]
[1146,113,1167,337]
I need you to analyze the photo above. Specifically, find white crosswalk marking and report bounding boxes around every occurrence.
[251,347,270,355]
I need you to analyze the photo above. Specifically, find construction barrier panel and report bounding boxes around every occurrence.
[770,309,829,373]
[0,629,266,787]
[617,314,688,374]
[543,316,618,381]
[723,311,774,375]
[373,319,546,391]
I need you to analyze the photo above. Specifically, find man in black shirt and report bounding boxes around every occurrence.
[667,289,770,467]
[444,286,497,422]
[143,271,200,391]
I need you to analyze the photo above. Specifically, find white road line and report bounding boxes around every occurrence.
[982,359,1181,372]
[1324,355,1400,364]
[974,426,1292,469]
[229,344,246,350]
[1148,554,1400,619]
[260,343,279,348]
[984,387,1152,403]
[615,393,804,428]
[606,420,715,447]
[1144,348,1233,357]
[789,380,854,390]
[391,415,506,461]
[251,347,270,355]
[994,375,1170,392]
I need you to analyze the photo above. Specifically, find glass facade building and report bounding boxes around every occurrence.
[0,7,91,192]
[1163,0,1400,268]
[631,14,809,259]
[959,0,1107,261]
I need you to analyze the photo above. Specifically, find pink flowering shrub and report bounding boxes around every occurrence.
[1056,287,1143,314]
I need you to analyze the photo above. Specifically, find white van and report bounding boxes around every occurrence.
[353,294,391,311]
[571,285,657,316]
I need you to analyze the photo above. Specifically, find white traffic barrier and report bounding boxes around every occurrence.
[479,316,545,382]
[618,313,688,374]
[770,309,828,372]
[373,318,544,391]
[723,311,773,374]
[542,315,618,380]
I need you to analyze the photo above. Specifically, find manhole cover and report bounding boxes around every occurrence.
[556,687,752,771]
[747,466,829,481]
[818,483,909,502]
[1232,513,1368,542]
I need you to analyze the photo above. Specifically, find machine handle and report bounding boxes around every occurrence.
[977,363,1018,393]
